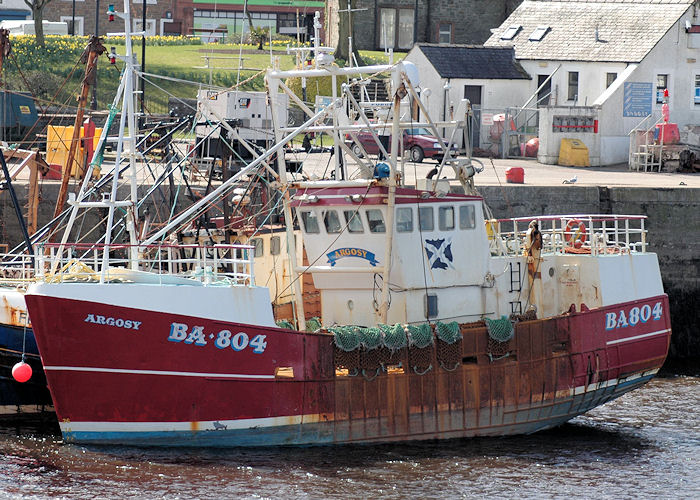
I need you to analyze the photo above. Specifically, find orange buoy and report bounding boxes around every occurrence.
[12,361,32,383]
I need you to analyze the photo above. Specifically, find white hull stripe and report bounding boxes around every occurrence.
[44,366,275,379]
[59,414,320,433]
[606,329,670,346]
[56,370,659,434]
[571,368,658,395]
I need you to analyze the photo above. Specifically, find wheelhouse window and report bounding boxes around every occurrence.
[459,205,476,229]
[270,236,281,255]
[344,210,364,233]
[250,238,263,257]
[300,211,319,234]
[323,210,342,233]
[396,207,413,232]
[567,72,579,102]
[438,207,454,231]
[656,74,668,103]
[366,209,386,233]
[419,206,434,231]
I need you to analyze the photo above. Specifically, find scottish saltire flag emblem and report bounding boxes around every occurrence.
[425,238,454,270]
[327,247,379,267]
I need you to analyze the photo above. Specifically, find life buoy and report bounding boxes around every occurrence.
[564,219,587,248]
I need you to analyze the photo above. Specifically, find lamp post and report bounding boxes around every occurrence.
[413,0,418,46]
[141,0,146,121]
[71,0,76,35]
[91,0,100,109]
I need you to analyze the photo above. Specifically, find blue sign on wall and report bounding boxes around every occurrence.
[623,82,653,117]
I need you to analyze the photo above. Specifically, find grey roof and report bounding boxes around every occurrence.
[484,0,694,63]
[416,44,531,80]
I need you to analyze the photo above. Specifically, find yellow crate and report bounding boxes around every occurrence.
[558,138,590,167]
[46,125,102,178]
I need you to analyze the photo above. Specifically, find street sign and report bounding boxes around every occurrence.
[623,82,653,117]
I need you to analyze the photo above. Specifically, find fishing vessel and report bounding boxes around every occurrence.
[24,8,670,446]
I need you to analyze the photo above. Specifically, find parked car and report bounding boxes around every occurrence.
[346,127,457,163]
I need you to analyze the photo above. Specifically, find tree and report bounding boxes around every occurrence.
[334,0,363,66]
[23,0,55,48]
[250,27,269,51]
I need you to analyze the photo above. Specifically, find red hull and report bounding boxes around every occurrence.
[26,293,671,446]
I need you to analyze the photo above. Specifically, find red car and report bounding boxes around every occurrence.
[346,127,457,163]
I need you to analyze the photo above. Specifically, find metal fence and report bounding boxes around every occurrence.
[468,106,540,159]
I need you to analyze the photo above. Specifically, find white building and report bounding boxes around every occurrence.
[0,0,30,22]
[485,0,700,166]
[404,44,531,150]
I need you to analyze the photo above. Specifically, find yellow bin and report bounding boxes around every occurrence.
[558,138,590,167]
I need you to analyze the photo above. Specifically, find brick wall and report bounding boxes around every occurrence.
[349,0,523,51]
[45,0,180,37]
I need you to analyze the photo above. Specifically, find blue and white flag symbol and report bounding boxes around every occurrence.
[424,238,454,270]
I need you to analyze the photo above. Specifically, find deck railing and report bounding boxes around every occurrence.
[32,243,255,286]
[486,214,647,257]
[0,252,36,284]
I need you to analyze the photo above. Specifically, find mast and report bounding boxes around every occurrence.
[51,36,106,229]
[267,59,306,331]
[50,0,142,278]
[377,67,401,324]
[102,0,142,272]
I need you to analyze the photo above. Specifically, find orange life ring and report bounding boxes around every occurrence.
[564,219,587,248]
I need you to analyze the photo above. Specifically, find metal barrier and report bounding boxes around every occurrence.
[486,214,647,257]
[33,243,256,286]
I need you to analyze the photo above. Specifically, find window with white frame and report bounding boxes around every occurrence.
[60,16,84,36]
[695,75,700,105]
[379,8,414,50]
[438,22,452,44]
[397,9,414,49]
[134,19,157,36]
[379,8,396,49]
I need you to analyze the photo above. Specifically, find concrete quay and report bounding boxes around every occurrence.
[0,155,698,371]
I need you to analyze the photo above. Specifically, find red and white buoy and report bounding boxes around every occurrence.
[11,361,32,383]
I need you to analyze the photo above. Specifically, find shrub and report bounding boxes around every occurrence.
[285,72,345,107]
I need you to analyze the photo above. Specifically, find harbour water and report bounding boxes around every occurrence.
[0,376,698,499]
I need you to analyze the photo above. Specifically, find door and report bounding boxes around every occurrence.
[537,75,552,106]
[464,85,482,148]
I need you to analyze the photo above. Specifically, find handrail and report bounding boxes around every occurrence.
[32,242,256,286]
[486,214,648,257]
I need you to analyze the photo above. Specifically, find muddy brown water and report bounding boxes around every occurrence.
[1,376,698,499]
